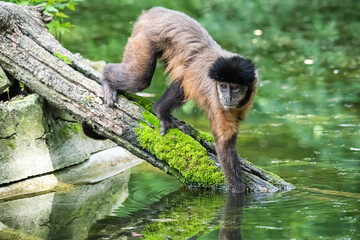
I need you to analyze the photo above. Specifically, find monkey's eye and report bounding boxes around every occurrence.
[231,86,240,92]
[220,84,227,90]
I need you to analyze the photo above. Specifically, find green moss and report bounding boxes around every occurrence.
[136,111,225,188]
[54,52,73,65]
[7,139,15,150]
[119,90,223,187]
[58,122,79,139]
[142,111,160,128]
[59,123,70,139]
[195,129,215,143]
[0,225,42,240]
[71,123,81,134]
[247,162,294,190]
[5,87,10,101]
[142,191,225,239]
[120,91,154,112]
[120,91,214,143]
[84,95,94,103]
[262,168,290,186]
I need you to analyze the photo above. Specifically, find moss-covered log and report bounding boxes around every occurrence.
[0,2,294,192]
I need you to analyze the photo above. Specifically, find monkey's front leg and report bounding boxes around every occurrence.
[216,135,247,194]
[102,79,118,107]
[153,81,186,135]
[102,63,130,107]
[157,116,185,136]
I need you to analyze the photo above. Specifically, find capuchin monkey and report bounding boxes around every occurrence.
[102,7,257,193]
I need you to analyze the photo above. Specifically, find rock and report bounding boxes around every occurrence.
[0,169,131,240]
[0,94,50,184]
[45,116,117,171]
[0,222,43,240]
[0,66,11,95]
[0,175,59,200]
[0,147,142,200]
[0,94,117,184]
[56,147,143,184]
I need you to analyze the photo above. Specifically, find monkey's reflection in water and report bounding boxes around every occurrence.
[219,194,245,240]
[87,188,275,239]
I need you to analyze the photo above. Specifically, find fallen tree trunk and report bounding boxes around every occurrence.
[0,2,293,192]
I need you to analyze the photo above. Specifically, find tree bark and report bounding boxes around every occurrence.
[0,2,293,192]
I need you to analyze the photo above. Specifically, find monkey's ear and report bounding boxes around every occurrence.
[208,56,255,86]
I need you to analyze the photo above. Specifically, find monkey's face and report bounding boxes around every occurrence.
[217,82,249,109]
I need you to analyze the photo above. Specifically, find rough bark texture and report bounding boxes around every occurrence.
[0,2,294,192]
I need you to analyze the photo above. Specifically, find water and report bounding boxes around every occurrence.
[83,161,359,239]
[1,0,360,239]
[0,160,358,239]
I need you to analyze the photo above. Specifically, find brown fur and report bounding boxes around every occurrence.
[132,7,257,138]
[102,7,257,193]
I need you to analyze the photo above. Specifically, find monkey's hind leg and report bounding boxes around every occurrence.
[153,81,186,136]
[102,35,157,107]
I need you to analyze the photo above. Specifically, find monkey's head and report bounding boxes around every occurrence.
[208,56,256,109]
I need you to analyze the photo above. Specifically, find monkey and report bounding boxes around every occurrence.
[102,7,257,193]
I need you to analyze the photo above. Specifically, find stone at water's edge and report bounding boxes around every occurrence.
[0,147,143,200]
[0,94,49,184]
[0,93,116,185]
[0,168,132,240]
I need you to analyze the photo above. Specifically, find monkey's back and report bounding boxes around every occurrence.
[131,8,233,107]
[135,7,217,53]
[124,7,238,115]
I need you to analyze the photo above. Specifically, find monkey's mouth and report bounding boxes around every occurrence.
[223,104,237,109]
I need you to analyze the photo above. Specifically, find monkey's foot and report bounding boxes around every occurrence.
[229,184,247,194]
[102,82,117,108]
[229,177,247,194]
[159,116,185,136]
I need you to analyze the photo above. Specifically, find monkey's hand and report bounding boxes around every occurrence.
[159,116,185,136]
[102,81,117,108]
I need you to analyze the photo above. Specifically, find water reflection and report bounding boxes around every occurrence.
[219,194,244,240]
[89,185,277,240]
[0,161,359,239]
[87,162,359,239]
[0,170,131,240]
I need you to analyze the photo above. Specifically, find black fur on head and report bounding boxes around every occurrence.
[208,56,255,86]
